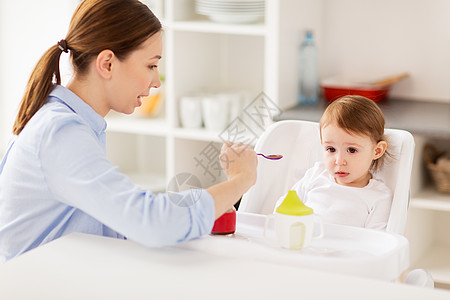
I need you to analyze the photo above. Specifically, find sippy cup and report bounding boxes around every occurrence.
[265,190,323,249]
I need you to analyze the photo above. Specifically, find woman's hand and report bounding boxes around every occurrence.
[207,141,258,219]
[219,141,257,189]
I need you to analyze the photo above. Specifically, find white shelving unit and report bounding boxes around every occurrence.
[411,188,450,212]
[106,0,316,191]
[406,135,450,287]
[107,116,169,136]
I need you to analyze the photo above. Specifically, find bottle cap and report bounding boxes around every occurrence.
[276,190,313,216]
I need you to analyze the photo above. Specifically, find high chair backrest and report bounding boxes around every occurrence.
[239,120,415,234]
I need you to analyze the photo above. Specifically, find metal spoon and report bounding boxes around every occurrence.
[257,153,283,160]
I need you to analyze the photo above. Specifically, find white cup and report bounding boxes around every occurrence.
[179,96,203,129]
[264,212,324,249]
[223,93,243,121]
[201,95,230,131]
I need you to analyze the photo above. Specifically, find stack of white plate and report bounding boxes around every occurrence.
[195,0,265,24]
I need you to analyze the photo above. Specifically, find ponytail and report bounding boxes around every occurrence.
[12,43,66,135]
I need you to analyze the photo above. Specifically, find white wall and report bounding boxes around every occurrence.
[0,0,76,152]
[321,0,450,103]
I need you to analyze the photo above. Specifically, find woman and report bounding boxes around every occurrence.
[0,0,257,262]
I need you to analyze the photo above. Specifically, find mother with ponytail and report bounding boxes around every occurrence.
[0,0,257,263]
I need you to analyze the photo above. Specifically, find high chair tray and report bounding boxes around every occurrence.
[176,212,409,281]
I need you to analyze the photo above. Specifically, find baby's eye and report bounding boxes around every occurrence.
[326,147,336,153]
[347,147,357,153]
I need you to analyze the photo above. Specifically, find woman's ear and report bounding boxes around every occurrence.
[95,50,115,79]
[373,141,387,160]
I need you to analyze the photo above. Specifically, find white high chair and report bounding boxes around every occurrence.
[238,120,433,287]
[239,120,414,234]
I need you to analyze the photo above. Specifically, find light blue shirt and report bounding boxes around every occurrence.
[0,85,215,263]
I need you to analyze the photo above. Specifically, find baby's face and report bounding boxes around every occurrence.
[321,123,381,188]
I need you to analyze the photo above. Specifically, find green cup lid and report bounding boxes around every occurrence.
[276,190,313,216]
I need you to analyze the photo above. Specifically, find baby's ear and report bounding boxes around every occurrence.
[374,141,387,159]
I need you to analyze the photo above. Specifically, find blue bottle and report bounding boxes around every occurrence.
[298,30,319,105]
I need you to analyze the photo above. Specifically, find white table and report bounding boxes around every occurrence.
[0,217,449,299]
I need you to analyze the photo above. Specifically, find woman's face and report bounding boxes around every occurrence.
[321,123,384,188]
[107,32,162,114]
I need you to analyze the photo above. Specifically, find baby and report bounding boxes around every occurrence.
[276,95,391,230]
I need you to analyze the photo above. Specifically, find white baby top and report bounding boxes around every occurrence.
[275,162,392,230]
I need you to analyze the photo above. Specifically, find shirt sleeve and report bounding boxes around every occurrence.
[39,116,215,247]
[364,182,392,230]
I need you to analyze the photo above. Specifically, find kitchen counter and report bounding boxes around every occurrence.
[276,98,450,139]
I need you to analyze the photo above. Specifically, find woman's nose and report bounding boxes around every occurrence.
[152,74,162,89]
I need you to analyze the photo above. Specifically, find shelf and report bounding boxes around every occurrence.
[167,20,266,36]
[173,127,259,146]
[410,187,450,212]
[172,127,223,143]
[106,116,169,136]
[125,172,167,193]
[412,243,450,285]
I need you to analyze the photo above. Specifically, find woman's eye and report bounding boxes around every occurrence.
[348,147,357,153]
[326,147,335,153]
[148,65,158,70]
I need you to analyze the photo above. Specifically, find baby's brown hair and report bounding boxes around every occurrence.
[319,95,387,172]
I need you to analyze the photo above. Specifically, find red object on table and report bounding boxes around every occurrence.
[211,208,236,235]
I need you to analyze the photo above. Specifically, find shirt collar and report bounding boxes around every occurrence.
[48,85,107,135]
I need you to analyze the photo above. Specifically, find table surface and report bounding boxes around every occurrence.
[0,232,449,299]
[276,98,450,139]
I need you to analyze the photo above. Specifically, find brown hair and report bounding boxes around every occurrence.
[319,95,387,171]
[12,0,162,135]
